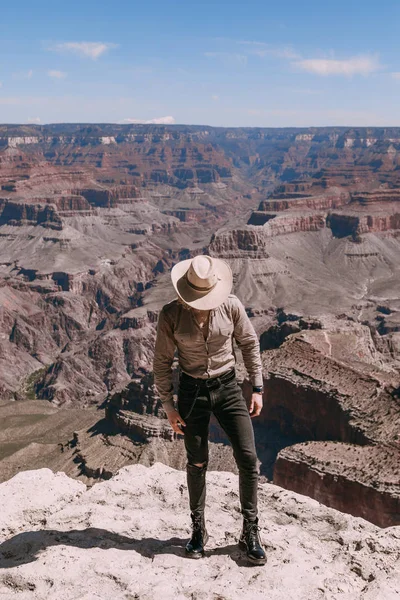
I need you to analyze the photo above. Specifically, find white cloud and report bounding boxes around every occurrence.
[293,55,381,76]
[291,88,324,95]
[49,41,118,59]
[0,97,17,105]
[0,81,2,88]
[12,69,33,80]
[270,47,301,60]
[130,66,153,75]
[47,70,67,79]
[391,72,400,80]
[239,41,300,60]
[211,95,219,101]
[118,116,176,125]
[27,117,41,124]
[204,52,247,66]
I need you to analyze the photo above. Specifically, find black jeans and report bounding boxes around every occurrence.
[177,371,258,522]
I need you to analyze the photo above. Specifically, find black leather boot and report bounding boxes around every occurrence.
[185,512,209,558]
[238,517,267,565]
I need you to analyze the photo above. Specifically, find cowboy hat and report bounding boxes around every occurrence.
[171,255,233,310]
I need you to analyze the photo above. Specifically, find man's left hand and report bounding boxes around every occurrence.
[249,392,263,418]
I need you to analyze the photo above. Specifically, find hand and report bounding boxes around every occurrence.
[167,409,187,435]
[249,393,263,418]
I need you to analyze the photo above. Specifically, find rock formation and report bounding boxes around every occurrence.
[263,323,400,527]
[274,442,400,528]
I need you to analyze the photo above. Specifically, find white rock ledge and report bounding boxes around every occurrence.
[0,463,399,600]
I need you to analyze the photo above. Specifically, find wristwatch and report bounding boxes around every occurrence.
[252,386,264,394]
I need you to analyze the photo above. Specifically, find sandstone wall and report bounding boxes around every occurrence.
[274,443,400,527]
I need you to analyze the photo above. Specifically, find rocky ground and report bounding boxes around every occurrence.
[0,463,399,600]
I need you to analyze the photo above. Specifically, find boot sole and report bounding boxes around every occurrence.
[185,550,204,559]
[238,540,267,565]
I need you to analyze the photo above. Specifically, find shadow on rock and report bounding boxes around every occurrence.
[0,528,256,567]
[85,417,121,438]
[208,542,263,567]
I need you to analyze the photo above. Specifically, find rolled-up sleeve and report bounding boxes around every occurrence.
[231,297,263,387]
[153,308,176,413]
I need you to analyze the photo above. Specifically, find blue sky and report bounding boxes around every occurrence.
[1,0,400,126]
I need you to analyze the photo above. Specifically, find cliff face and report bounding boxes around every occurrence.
[0,200,63,229]
[1,124,400,196]
[328,211,400,237]
[274,443,400,528]
[209,228,270,257]
[0,126,234,195]
[246,184,400,241]
[257,191,349,212]
[264,331,399,444]
[259,323,400,527]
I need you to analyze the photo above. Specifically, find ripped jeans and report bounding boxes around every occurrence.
[177,370,259,522]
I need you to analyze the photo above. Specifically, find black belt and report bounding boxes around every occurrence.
[180,368,236,391]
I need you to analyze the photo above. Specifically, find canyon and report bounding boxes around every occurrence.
[0,124,399,528]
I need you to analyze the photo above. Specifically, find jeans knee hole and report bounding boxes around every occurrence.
[187,461,208,471]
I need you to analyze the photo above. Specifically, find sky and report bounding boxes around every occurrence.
[1,0,400,127]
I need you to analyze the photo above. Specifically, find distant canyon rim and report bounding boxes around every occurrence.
[0,123,399,527]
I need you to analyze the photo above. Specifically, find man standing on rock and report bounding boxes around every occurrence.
[153,254,266,564]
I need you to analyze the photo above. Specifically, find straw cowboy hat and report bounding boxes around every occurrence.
[171,255,233,310]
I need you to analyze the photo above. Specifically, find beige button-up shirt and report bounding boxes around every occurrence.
[153,294,263,412]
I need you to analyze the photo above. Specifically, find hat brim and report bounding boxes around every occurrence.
[171,258,233,310]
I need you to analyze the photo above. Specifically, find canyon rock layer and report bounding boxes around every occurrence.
[0,124,399,527]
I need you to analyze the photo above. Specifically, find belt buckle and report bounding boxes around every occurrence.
[206,377,220,390]
[222,369,232,382]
